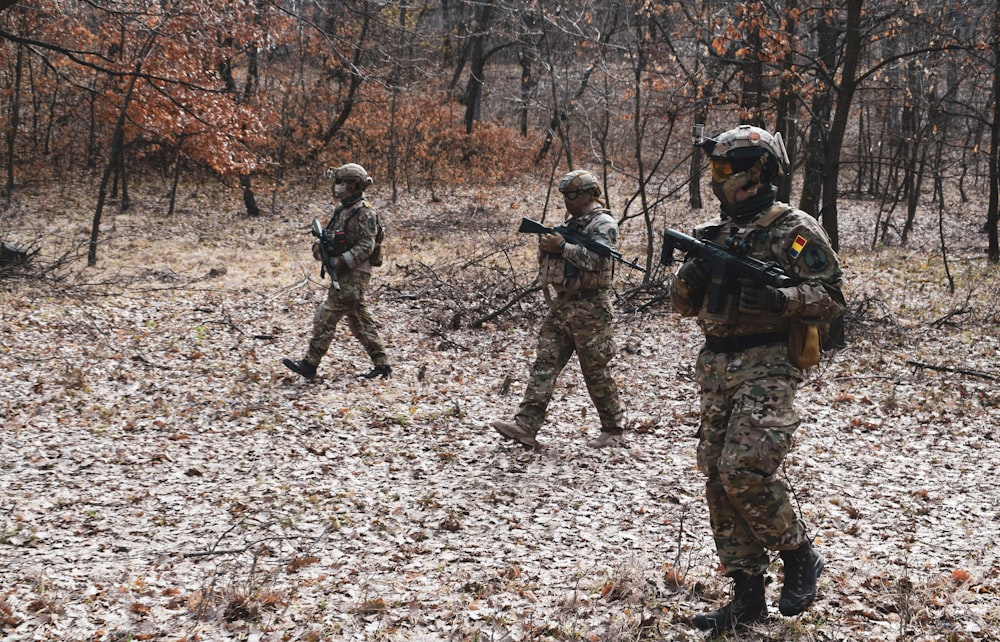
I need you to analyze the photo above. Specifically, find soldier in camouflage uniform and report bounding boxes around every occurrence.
[492,170,625,449]
[669,125,844,633]
[283,163,391,381]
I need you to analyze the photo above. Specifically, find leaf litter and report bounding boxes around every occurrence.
[1,180,999,641]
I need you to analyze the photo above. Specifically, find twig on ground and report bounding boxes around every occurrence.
[905,360,996,380]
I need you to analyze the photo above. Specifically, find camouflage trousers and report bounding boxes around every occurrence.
[306,270,388,368]
[695,341,809,577]
[515,293,623,435]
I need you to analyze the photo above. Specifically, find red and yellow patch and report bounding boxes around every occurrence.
[789,235,808,258]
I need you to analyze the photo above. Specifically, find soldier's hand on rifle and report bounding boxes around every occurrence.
[539,232,566,254]
[739,278,788,313]
[312,242,323,261]
[676,257,709,294]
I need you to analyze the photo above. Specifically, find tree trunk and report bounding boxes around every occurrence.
[799,17,839,218]
[518,48,534,136]
[819,0,863,253]
[90,68,142,266]
[4,37,23,206]
[167,145,182,217]
[775,0,798,204]
[239,175,260,217]
[463,2,493,134]
[987,3,1000,262]
[320,2,369,149]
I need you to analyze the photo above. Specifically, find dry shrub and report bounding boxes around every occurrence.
[328,87,536,192]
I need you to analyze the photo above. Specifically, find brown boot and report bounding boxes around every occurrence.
[491,420,542,449]
[692,572,768,633]
[587,431,626,448]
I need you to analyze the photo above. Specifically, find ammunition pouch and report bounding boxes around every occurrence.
[788,319,823,368]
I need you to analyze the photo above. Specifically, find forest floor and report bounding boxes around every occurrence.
[1,176,999,642]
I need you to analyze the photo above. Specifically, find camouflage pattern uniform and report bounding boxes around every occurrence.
[514,207,625,439]
[670,203,844,577]
[305,195,389,370]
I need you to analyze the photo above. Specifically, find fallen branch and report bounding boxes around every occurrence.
[905,360,996,380]
[471,283,542,328]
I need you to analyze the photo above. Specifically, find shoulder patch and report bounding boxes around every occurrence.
[802,245,831,272]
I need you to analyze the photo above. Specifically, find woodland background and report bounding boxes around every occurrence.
[1,0,1000,641]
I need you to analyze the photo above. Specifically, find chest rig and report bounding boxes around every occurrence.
[538,209,615,293]
[693,205,792,325]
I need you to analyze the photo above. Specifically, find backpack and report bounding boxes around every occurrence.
[369,217,385,267]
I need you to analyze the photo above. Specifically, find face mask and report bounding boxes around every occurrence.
[711,172,753,209]
[334,183,348,198]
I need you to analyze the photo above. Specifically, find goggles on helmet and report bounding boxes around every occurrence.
[709,160,735,182]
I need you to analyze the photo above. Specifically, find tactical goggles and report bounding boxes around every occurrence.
[709,159,736,182]
[562,190,584,200]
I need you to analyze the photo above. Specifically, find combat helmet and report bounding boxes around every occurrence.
[333,163,373,190]
[696,124,789,212]
[698,124,789,184]
[558,169,601,199]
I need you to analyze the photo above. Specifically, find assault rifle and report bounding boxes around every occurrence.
[518,217,645,272]
[660,228,793,313]
[311,219,341,291]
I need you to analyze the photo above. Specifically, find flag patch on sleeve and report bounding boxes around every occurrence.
[789,235,808,258]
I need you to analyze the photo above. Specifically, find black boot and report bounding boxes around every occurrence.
[361,364,392,379]
[779,542,824,616]
[282,358,317,380]
[693,572,768,632]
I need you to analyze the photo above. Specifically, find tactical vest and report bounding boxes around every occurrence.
[693,204,794,330]
[328,199,383,267]
[538,208,615,292]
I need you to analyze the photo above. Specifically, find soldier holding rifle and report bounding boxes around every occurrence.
[667,125,844,633]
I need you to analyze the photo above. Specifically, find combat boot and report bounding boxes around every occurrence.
[283,358,317,380]
[361,364,392,379]
[692,572,768,633]
[586,431,626,448]
[779,542,824,616]
[491,420,542,449]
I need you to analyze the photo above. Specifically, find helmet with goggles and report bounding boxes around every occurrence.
[697,124,789,184]
[695,124,789,211]
[332,163,373,189]
[558,169,601,199]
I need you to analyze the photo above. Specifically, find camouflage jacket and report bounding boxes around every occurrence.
[670,203,845,337]
[325,196,378,275]
[538,206,617,293]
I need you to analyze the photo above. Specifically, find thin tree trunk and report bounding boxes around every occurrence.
[987,3,1000,262]
[89,32,156,266]
[819,0,863,253]
[239,175,259,217]
[167,144,182,217]
[90,68,142,266]
[4,37,23,206]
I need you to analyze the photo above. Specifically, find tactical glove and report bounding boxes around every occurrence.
[676,257,710,294]
[739,279,788,313]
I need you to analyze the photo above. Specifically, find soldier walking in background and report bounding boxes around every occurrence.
[492,170,626,449]
[669,125,845,633]
[283,163,391,381]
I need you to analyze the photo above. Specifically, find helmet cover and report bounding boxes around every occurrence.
[558,170,601,198]
[333,163,373,190]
